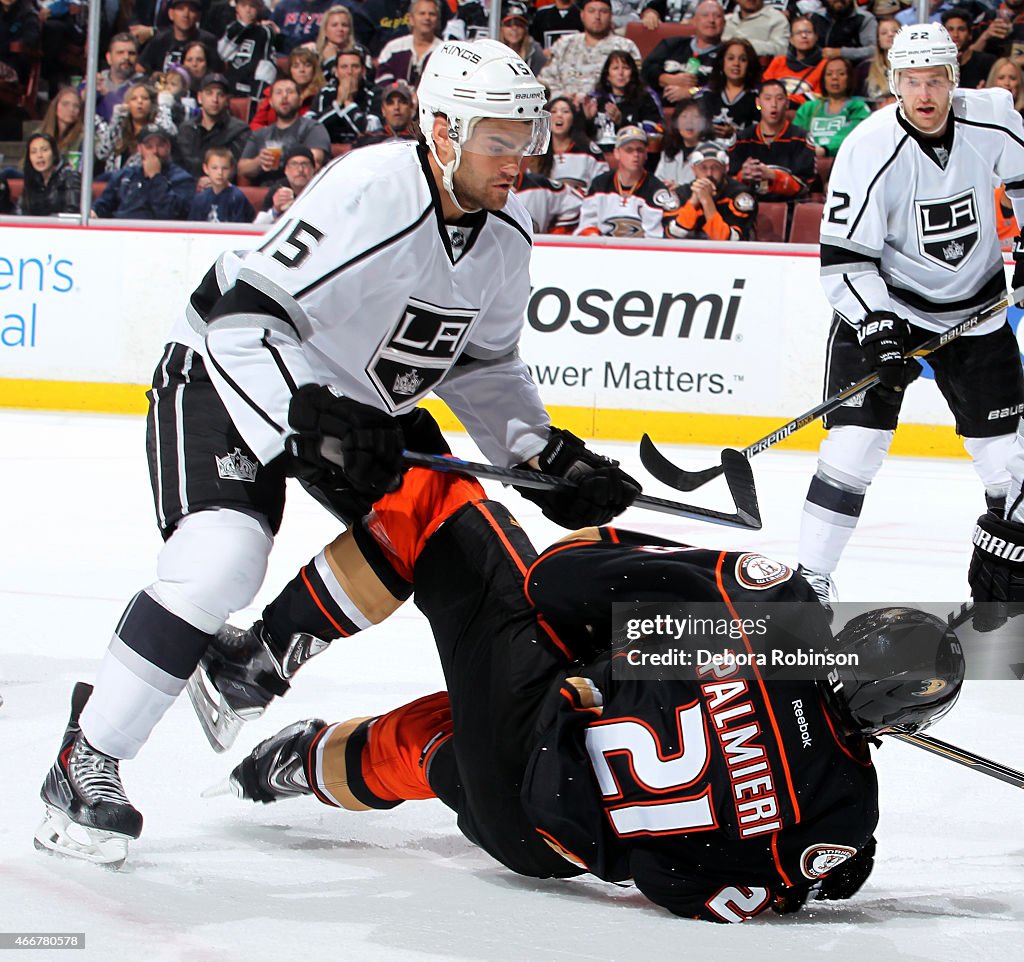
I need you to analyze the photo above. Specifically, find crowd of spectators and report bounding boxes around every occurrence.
[0,0,1020,236]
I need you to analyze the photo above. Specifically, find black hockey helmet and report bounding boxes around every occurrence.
[819,607,965,735]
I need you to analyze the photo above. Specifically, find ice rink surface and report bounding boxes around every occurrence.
[2,410,1022,961]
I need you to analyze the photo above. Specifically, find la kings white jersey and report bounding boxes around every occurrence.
[819,88,1024,335]
[167,141,550,468]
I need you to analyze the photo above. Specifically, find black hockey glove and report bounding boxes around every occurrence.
[287,384,405,502]
[858,311,921,403]
[1011,235,1024,307]
[514,427,641,528]
[968,511,1024,631]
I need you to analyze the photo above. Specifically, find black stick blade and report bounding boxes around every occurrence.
[720,448,761,529]
[639,433,724,492]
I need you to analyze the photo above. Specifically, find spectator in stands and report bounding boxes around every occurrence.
[654,96,706,189]
[89,33,142,122]
[540,0,641,101]
[18,132,81,216]
[238,77,331,182]
[811,0,877,65]
[180,39,215,94]
[273,0,335,54]
[548,94,609,192]
[723,0,789,59]
[311,4,372,79]
[253,142,315,222]
[729,79,815,202]
[516,144,586,234]
[176,71,251,177]
[500,3,545,76]
[696,37,760,145]
[353,79,417,147]
[376,0,442,88]
[154,64,195,125]
[763,16,826,109]
[0,0,41,85]
[0,170,12,214]
[96,80,178,172]
[93,124,195,219]
[251,46,325,128]
[531,0,582,55]
[140,0,221,75]
[218,0,277,101]
[187,144,255,221]
[795,56,868,160]
[0,56,25,140]
[971,0,1024,60]
[40,86,84,163]
[640,0,699,30]
[942,8,996,89]
[353,0,415,58]
[642,0,725,105]
[576,125,677,237]
[986,56,1024,116]
[855,15,898,106]
[311,49,379,144]
[582,49,663,150]
[40,0,88,95]
[666,140,756,241]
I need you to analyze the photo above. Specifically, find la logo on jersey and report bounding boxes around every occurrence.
[915,189,979,270]
[367,297,478,409]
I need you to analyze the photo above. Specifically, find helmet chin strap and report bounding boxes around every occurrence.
[430,119,481,216]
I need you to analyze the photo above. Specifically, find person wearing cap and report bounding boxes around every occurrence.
[500,2,545,75]
[539,0,642,101]
[139,0,222,76]
[93,124,196,220]
[239,76,331,182]
[253,144,317,222]
[311,49,381,145]
[376,0,443,89]
[353,80,418,148]
[576,124,679,237]
[666,140,757,241]
[176,71,253,179]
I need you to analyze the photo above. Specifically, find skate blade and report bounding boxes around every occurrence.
[185,668,259,753]
[34,806,130,869]
[200,775,246,800]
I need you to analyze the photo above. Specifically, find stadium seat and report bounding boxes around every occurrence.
[624,22,695,62]
[330,143,352,157]
[789,201,823,245]
[754,202,787,243]
[241,185,269,210]
[229,97,251,122]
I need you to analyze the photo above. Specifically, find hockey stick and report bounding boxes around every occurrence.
[402,448,762,529]
[640,290,1023,492]
[885,728,1024,789]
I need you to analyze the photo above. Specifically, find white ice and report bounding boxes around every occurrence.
[2,410,1022,962]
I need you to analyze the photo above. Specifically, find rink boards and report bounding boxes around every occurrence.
[0,222,1019,457]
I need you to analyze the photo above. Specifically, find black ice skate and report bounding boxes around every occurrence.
[34,682,143,868]
[187,620,331,753]
[203,719,327,804]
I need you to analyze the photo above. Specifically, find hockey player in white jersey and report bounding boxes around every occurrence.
[796,22,1024,610]
[34,38,641,867]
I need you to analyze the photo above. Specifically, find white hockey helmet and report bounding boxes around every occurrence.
[418,38,550,211]
[887,22,960,98]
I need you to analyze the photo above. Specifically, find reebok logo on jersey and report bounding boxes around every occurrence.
[791,699,813,749]
[915,189,979,270]
[800,843,856,880]
[367,298,478,410]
